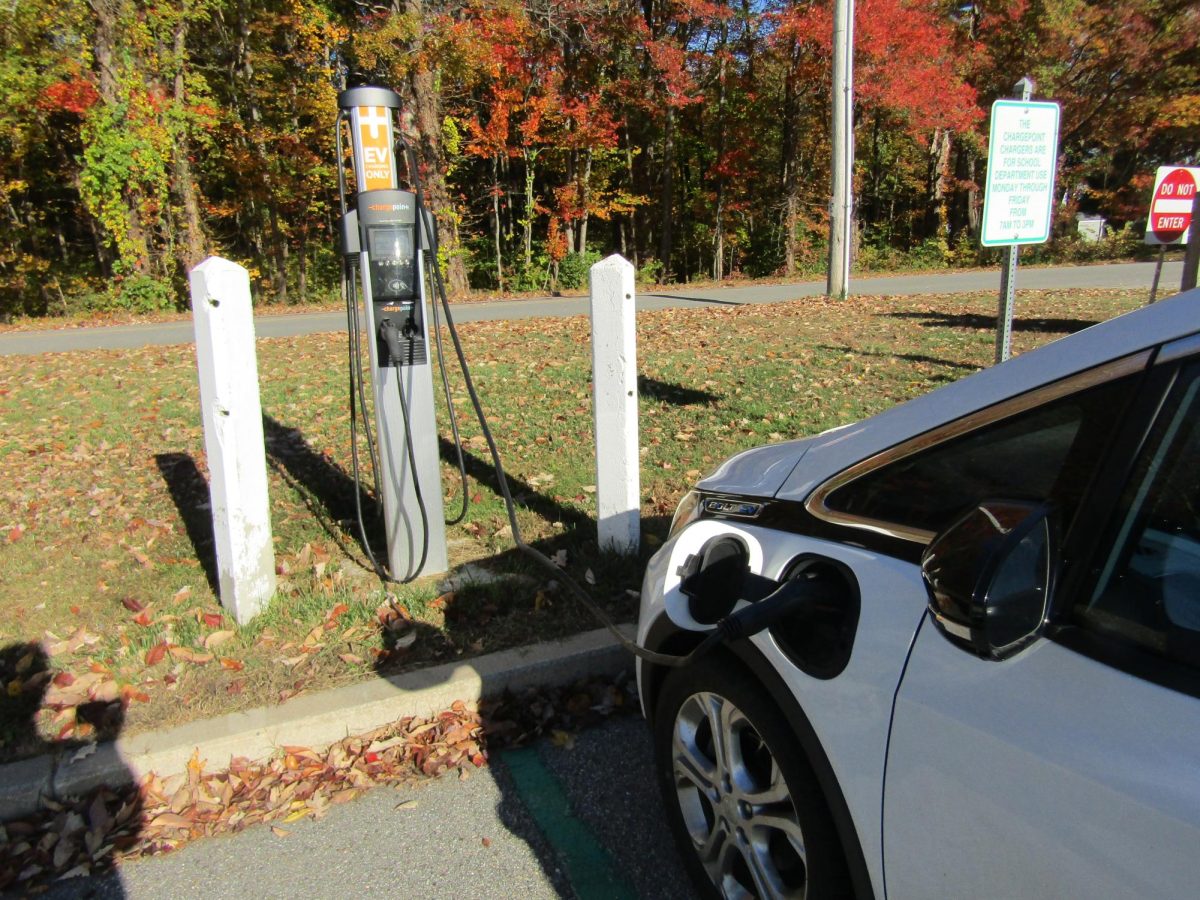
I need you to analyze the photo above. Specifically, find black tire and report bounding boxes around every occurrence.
[654,655,852,900]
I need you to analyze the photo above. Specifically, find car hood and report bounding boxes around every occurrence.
[699,287,1200,504]
[696,435,817,498]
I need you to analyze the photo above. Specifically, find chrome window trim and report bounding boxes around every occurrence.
[804,352,1153,545]
[1155,332,1200,366]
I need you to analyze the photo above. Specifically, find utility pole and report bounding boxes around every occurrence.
[828,0,855,300]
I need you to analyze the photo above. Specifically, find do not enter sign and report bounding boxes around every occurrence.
[1145,166,1199,245]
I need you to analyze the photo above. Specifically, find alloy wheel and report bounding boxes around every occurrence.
[671,690,808,899]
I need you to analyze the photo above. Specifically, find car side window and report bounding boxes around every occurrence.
[825,376,1136,536]
[1078,366,1200,669]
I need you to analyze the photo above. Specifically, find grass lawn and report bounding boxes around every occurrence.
[0,287,1144,760]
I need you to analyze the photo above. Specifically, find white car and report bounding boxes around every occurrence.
[637,287,1200,899]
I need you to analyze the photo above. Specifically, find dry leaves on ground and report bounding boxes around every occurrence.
[0,674,637,892]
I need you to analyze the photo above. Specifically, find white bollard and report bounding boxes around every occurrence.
[189,257,276,624]
[589,254,640,555]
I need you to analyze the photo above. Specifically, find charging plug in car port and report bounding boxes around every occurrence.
[679,537,776,624]
[678,539,860,678]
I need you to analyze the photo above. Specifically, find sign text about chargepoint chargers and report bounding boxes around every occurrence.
[981,100,1060,247]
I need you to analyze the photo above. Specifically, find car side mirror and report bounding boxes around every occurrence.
[920,501,1055,661]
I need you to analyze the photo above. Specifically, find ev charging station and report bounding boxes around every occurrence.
[336,86,447,581]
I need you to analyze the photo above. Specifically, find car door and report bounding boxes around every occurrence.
[883,346,1200,899]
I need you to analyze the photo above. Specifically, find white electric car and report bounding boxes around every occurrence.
[637,287,1200,900]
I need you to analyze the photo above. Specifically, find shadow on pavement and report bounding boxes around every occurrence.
[489,711,694,899]
[0,642,141,896]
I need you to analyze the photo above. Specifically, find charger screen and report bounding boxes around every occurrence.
[369,225,413,262]
[367,224,416,299]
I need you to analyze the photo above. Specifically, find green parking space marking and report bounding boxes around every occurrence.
[499,746,637,900]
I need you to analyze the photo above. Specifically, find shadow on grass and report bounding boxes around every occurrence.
[154,452,220,596]
[262,413,386,569]
[438,438,592,531]
[638,375,719,406]
[816,344,978,373]
[641,292,742,307]
[885,310,1101,334]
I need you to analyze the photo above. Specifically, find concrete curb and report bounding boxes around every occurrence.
[0,624,635,822]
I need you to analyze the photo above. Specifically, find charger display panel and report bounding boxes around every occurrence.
[368,224,416,301]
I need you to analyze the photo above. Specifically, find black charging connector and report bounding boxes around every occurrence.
[379,318,405,365]
[714,576,842,643]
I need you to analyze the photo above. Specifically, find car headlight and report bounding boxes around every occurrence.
[668,490,702,540]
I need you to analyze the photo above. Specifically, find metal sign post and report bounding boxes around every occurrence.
[339,86,447,581]
[980,78,1060,364]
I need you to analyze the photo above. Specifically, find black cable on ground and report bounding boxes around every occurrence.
[410,179,700,668]
[415,180,469,526]
[337,112,391,583]
[344,268,390,583]
[392,369,431,582]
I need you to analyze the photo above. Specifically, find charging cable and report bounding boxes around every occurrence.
[403,145,839,668]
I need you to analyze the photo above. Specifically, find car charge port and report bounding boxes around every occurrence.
[771,555,861,679]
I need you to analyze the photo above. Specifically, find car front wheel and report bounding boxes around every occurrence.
[654,657,851,900]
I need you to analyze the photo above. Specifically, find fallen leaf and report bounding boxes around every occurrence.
[121,597,144,613]
[271,826,291,838]
[202,613,223,628]
[169,647,213,665]
[149,812,192,829]
[204,630,235,650]
[70,744,98,764]
[145,643,169,666]
[394,799,419,810]
[120,684,151,703]
[219,657,244,671]
[338,653,364,665]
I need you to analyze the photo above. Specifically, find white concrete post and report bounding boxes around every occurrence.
[189,257,276,624]
[589,254,640,554]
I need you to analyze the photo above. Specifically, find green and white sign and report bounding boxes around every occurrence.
[981,99,1061,247]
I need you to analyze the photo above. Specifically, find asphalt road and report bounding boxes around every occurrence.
[0,261,1184,357]
[39,716,695,900]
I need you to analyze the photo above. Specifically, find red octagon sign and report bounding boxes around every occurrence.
[1146,166,1198,245]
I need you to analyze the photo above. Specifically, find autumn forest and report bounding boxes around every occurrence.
[1,0,1196,317]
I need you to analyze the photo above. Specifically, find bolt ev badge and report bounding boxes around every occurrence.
[703,498,763,518]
